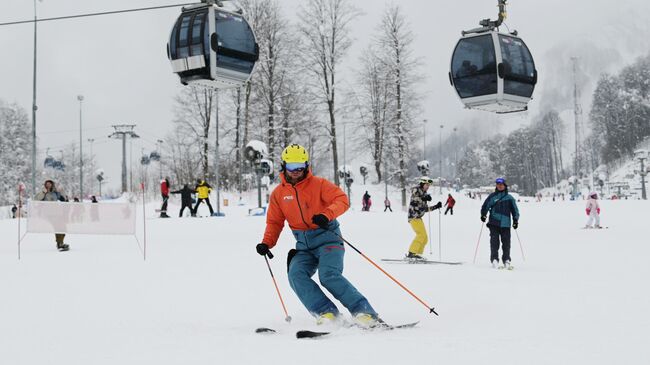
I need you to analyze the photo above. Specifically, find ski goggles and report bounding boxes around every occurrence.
[495,178,506,184]
[285,162,307,172]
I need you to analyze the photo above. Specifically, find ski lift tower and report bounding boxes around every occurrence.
[109,125,139,193]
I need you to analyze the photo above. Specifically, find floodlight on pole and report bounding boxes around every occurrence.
[78,95,84,199]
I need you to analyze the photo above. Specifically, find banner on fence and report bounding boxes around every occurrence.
[27,201,136,235]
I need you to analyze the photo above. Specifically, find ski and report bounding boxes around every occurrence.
[296,330,331,339]
[381,258,462,265]
[255,327,276,334]
[296,321,419,339]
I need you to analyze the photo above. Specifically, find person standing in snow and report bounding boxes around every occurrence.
[193,179,214,217]
[171,184,194,217]
[406,176,443,260]
[384,197,392,212]
[11,204,17,218]
[34,179,69,251]
[160,178,171,218]
[444,194,456,215]
[585,192,601,229]
[480,178,520,269]
[362,191,371,211]
[255,144,380,327]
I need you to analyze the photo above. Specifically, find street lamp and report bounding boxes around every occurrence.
[634,149,648,200]
[77,94,84,199]
[439,124,444,194]
[422,119,427,161]
[452,127,458,181]
[156,139,164,180]
[88,138,95,194]
[31,0,42,197]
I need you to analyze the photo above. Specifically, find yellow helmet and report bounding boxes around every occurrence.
[281,144,309,164]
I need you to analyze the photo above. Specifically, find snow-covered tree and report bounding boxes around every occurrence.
[0,100,33,204]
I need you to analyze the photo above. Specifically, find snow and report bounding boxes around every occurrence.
[1,183,649,365]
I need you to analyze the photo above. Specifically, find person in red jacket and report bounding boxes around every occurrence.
[444,194,456,215]
[160,178,170,218]
[255,144,379,327]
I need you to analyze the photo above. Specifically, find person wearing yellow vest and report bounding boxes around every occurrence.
[193,179,214,217]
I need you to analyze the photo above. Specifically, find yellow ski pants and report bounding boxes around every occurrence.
[408,218,428,254]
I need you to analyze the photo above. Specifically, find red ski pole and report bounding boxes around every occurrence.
[263,253,292,322]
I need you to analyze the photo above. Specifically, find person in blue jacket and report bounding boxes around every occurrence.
[480,178,520,269]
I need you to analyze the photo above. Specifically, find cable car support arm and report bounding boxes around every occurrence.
[462,0,509,35]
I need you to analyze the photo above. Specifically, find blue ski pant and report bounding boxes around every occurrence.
[288,224,376,317]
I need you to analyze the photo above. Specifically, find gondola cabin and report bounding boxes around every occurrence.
[168,2,259,89]
[449,30,536,113]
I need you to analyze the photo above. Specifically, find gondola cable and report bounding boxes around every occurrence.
[0,3,196,27]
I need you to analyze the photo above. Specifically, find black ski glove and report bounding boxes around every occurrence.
[256,243,270,256]
[480,215,486,222]
[312,214,330,229]
[512,220,518,230]
[434,201,443,209]
[422,194,432,202]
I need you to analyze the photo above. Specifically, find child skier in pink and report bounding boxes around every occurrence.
[585,192,601,229]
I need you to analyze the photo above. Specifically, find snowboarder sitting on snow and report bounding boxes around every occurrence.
[406,176,443,260]
[171,184,194,217]
[585,192,601,229]
[444,194,456,215]
[255,144,380,327]
[480,178,520,269]
[160,178,171,218]
[193,179,214,217]
[34,179,70,252]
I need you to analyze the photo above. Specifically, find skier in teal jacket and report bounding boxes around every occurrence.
[480,178,520,268]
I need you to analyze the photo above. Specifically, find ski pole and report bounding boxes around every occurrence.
[472,223,485,264]
[329,229,438,316]
[263,252,292,322]
[514,229,526,261]
[428,210,433,255]
[438,208,442,261]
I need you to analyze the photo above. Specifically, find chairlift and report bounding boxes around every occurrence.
[149,151,161,161]
[167,0,259,89]
[449,0,537,113]
[141,155,151,165]
[44,155,56,168]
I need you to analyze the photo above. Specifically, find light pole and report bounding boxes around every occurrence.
[31,0,40,197]
[77,95,84,199]
[439,124,444,194]
[635,150,648,200]
[156,139,164,180]
[88,138,94,194]
[453,127,458,181]
[422,119,427,161]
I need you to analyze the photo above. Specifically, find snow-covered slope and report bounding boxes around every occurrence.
[1,184,648,365]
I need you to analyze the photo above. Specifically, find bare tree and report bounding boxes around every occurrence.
[297,0,359,185]
[377,4,421,207]
[351,45,393,183]
[172,86,216,180]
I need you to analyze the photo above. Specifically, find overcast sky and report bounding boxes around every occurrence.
[1,0,648,191]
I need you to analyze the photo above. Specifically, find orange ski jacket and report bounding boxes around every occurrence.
[262,170,349,248]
